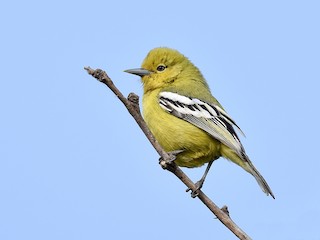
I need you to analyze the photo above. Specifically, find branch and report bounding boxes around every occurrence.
[84,67,252,240]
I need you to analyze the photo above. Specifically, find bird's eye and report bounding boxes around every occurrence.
[156,65,166,72]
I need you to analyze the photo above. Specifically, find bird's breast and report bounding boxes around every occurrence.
[142,91,221,167]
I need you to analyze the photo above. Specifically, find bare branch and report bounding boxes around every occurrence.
[84,67,252,240]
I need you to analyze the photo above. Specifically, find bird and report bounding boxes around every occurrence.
[125,47,274,199]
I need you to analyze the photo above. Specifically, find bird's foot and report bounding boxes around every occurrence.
[186,179,204,198]
[186,160,214,198]
[159,150,184,169]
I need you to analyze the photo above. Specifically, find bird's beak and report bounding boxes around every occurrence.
[124,68,152,77]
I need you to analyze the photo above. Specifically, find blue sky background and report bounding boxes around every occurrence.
[1,1,319,239]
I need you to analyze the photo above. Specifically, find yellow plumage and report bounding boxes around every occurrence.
[125,47,274,198]
[143,88,221,168]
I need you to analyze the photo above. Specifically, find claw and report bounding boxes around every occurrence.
[159,149,184,168]
[186,180,204,198]
[186,160,214,198]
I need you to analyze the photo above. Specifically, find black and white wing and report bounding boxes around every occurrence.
[159,91,246,159]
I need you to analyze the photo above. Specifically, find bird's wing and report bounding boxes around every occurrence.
[159,91,246,159]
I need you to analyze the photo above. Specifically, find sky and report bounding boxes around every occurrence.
[1,1,320,239]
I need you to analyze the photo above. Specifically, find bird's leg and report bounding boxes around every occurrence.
[159,149,184,169]
[187,160,214,198]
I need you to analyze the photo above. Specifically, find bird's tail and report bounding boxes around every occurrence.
[244,158,275,199]
[221,146,275,198]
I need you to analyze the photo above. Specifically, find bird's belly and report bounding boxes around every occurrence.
[144,106,221,168]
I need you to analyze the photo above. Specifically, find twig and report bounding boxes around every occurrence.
[84,67,252,240]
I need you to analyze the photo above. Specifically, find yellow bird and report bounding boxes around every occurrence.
[125,47,274,198]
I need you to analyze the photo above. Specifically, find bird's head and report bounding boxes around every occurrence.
[125,47,202,93]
